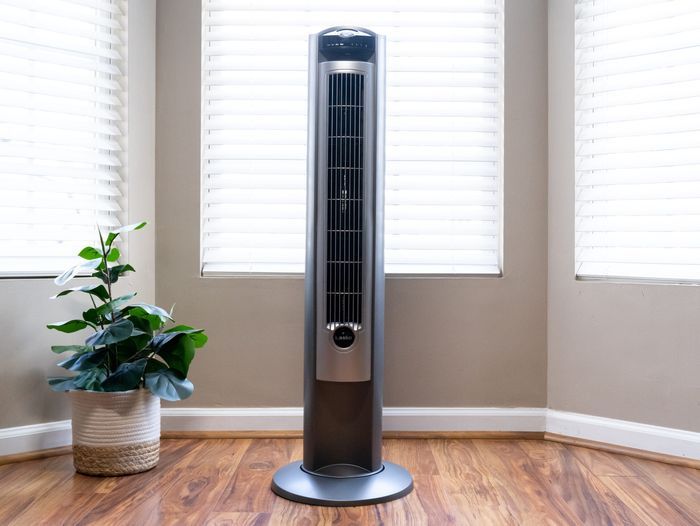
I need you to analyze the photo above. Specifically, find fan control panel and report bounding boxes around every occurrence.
[319,27,376,62]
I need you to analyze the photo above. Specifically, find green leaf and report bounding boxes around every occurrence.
[128,314,158,334]
[91,264,135,286]
[91,270,108,285]
[165,335,195,377]
[85,319,134,346]
[105,221,147,247]
[101,358,148,392]
[57,349,107,372]
[72,368,108,391]
[110,264,135,281]
[82,308,100,325]
[164,324,195,333]
[114,320,152,362]
[105,233,118,248]
[145,368,193,401]
[151,332,179,348]
[83,293,136,325]
[188,331,207,349]
[51,345,91,354]
[54,258,102,286]
[126,308,164,332]
[78,246,102,260]
[47,319,90,333]
[51,284,109,301]
[48,376,79,392]
[106,247,120,262]
[127,303,173,321]
[164,325,208,348]
[48,369,107,392]
[95,293,137,319]
[145,358,167,374]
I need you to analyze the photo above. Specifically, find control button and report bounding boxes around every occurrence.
[339,30,355,38]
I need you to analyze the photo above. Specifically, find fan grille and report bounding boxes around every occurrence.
[325,72,365,328]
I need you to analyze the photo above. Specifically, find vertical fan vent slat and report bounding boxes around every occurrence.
[326,72,365,328]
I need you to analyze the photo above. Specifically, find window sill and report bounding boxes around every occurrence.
[575,275,700,287]
[200,271,504,280]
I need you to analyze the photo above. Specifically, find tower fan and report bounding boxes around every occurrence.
[271,27,413,505]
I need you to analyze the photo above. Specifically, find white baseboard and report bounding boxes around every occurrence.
[546,410,700,461]
[2,408,699,462]
[0,420,71,457]
[378,407,546,432]
[161,407,303,432]
[159,406,546,433]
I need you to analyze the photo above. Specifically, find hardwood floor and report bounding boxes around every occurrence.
[0,438,698,525]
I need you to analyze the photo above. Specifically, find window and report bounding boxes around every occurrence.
[201,1,503,275]
[574,0,700,282]
[0,0,127,277]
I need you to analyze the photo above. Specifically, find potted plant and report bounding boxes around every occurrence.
[47,222,207,476]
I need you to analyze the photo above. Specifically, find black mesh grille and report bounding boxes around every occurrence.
[326,72,364,327]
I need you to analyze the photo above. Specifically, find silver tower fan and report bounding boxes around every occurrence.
[271,27,413,506]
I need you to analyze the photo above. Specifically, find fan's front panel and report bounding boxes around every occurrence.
[315,61,374,382]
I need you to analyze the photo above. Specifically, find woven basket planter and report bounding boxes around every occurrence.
[69,389,161,476]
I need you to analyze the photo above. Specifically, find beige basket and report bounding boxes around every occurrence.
[69,389,161,476]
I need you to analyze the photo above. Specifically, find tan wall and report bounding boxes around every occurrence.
[0,0,157,428]
[547,0,700,432]
[155,0,549,409]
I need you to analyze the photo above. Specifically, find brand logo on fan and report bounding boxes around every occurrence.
[333,326,355,348]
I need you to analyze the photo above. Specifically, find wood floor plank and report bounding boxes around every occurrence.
[470,439,584,525]
[372,483,429,526]
[268,502,377,526]
[409,475,458,525]
[145,439,252,525]
[428,438,520,525]
[204,512,271,526]
[519,440,645,525]
[566,444,639,477]
[284,437,303,464]
[626,456,700,523]
[214,438,294,513]
[563,441,700,524]
[383,438,439,475]
[597,474,700,526]
[2,438,699,526]
[1,456,75,526]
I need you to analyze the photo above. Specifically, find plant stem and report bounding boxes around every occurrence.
[97,227,112,302]
[89,295,104,330]
[105,346,112,372]
[97,226,116,372]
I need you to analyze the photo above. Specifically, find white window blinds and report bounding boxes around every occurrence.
[575,0,700,282]
[0,0,127,277]
[201,0,503,275]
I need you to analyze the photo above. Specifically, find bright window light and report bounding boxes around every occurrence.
[201,0,504,275]
[575,0,700,282]
[0,0,127,277]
